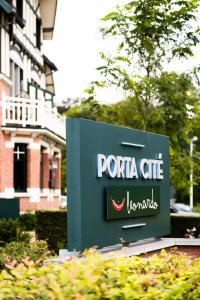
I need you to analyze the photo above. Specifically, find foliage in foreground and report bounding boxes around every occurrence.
[0,249,200,299]
[0,240,51,271]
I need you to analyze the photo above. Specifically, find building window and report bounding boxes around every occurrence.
[10,60,23,96]
[40,148,44,190]
[15,0,25,27]
[14,143,27,192]
[49,157,57,189]
[16,0,23,19]
[36,18,41,50]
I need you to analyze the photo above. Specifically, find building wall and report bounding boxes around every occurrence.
[0,84,11,194]
[20,196,60,213]
[0,131,62,212]
[0,0,56,98]
[11,0,50,98]
[0,133,14,196]
[0,12,10,79]
[0,1,64,212]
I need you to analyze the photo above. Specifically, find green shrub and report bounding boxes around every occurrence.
[194,204,200,213]
[0,240,51,270]
[0,219,30,247]
[19,212,35,231]
[0,250,200,298]
[35,211,67,253]
[170,215,200,237]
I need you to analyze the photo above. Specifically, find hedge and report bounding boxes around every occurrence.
[34,212,200,253]
[35,211,67,253]
[170,215,200,238]
[0,219,30,247]
[0,212,36,247]
[0,250,200,299]
[19,212,35,231]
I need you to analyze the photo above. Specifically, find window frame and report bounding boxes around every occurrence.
[15,0,25,28]
[14,143,27,192]
[36,17,41,50]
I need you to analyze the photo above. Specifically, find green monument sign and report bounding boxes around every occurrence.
[67,118,170,251]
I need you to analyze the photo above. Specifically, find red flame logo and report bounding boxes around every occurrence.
[111,197,126,212]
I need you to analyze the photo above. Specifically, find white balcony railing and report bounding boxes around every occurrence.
[1,96,66,140]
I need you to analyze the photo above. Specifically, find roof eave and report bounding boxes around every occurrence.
[40,0,58,40]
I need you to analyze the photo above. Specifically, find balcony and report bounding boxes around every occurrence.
[1,96,66,140]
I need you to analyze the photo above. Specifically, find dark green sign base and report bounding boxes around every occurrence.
[0,198,19,219]
[67,119,170,251]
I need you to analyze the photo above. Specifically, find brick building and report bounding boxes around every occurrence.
[0,0,66,212]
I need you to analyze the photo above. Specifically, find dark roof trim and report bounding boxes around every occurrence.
[0,0,13,14]
[43,27,54,32]
[43,55,58,71]
[52,0,58,38]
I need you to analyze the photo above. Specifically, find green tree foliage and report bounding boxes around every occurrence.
[66,72,200,196]
[156,72,199,144]
[188,107,200,203]
[87,0,200,130]
[101,0,199,69]
[155,72,200,193]
[65,0,200,200]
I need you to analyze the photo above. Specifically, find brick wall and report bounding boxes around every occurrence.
[0,84,62,210]
[20,196,60,213]
[27,147,40,189]
[140,246,200,258]
[0,82,11,193]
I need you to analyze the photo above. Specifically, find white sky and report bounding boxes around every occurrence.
[43,0,200,105]
[43,0,126,104]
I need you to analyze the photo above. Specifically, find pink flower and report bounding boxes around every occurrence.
[191,227,197,232]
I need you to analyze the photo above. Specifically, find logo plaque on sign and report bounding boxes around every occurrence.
[106,186,160,220]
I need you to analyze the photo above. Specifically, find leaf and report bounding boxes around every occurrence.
[161,249,167,257]
[114,56,131,64]
[84,88,93,95]
[101,12,119,21]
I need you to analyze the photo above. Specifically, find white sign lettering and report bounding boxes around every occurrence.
[97,154,164,180]
[127,189,158,214]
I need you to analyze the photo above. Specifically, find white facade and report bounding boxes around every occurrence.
[0,9,10,82]
[0,0,57,101]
